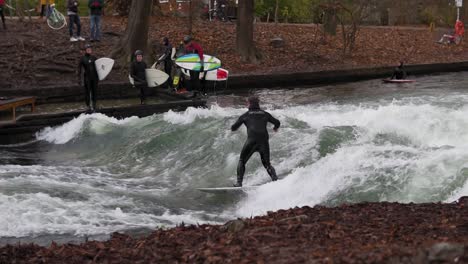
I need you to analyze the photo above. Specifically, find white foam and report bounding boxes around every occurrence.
[36,113,140,144]
[237,99,468,216]
[163,105,241,125]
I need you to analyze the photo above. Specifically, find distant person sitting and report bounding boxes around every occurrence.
[0,0,5,30]
[130,50,148,105]
[438,19,465,44]
[391,61,407,80]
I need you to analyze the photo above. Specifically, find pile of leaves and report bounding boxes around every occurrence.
[0,16,467,90]
[1,200,468,263]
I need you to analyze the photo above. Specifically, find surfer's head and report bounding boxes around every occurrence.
[163,37,169,45]
[183,35,192,44]
[248,96,260,109]
[84,44,92,54]
[135,50,143,62]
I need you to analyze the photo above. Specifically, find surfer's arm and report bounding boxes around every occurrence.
[267,112,280,131]
[231,115,245,131]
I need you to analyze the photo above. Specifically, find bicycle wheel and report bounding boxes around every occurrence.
[47,10,67,30]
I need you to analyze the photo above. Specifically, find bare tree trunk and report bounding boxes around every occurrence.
[188,0,193,35]
[274,0,279,24]
[111,0,153,64]
[236,0,258,63]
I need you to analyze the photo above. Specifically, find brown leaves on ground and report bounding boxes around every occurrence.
[0,16,467,90]
[1,202,468,263]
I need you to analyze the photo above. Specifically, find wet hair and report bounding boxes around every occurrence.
[248,96,260,109]
[183,35,192,44]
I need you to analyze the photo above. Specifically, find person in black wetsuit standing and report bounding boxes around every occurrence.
[130,50,148,104]
[231,96,281,187]
[78,43,99,111]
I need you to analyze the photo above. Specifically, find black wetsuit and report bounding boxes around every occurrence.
[0,2,6,30]
[130,61,147,104]
[392,66,407,80]
[162,42,173,88]
[78,53,99,110]
[231,107,281,186]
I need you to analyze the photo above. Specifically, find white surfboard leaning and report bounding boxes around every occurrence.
[95,58,115,81]
[181,68,229,81]
[145,69,169,87]
[197,186,258,194]
[175,54,221,72]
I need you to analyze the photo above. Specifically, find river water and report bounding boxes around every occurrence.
[1,72,468,245]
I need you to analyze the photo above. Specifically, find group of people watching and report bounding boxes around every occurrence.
[129,35,205,104]
[79,35,205,109]
[65,0,104,42]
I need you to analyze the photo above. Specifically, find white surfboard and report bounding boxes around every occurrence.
[181,68,229,81]
[145,69,169,87]
[175,54,221,72]
[95,58,115,81]
[197,186,259,194]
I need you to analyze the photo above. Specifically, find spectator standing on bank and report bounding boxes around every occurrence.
[67,0,85,42]
[88,0,104,42]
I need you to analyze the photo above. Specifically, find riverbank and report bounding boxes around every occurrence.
[1,200,467,263]
[1,17,467,90]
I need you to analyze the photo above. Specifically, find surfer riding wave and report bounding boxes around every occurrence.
[231,96,280,187]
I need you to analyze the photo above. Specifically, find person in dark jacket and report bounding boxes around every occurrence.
[78,44,99,111]
[160,37,173,89]
[391,61,407,80]
[231,96,281,187]
[0,0,6,30]
[130,50,148,105]
[88,0,104,42]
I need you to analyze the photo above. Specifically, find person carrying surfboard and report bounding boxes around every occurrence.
[130,50,148,105]
[231,96,280,187]
[78,44,99,111]
[183,35,206,96]
[391,61,407,80]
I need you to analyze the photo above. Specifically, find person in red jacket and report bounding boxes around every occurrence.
[438,19,465,44]
[0,0,6,30]
[183,35,206,96]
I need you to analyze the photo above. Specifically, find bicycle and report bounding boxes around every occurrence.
[46,3,66,30]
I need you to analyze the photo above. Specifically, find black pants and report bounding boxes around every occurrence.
[84,79,98,110]
[40,5,45,17]
[237,139,278,185]
[68,15,81,37]
[164,60,173,88]
[189,69,206,93]
[0,7,5,29]
[136,84,146,104]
